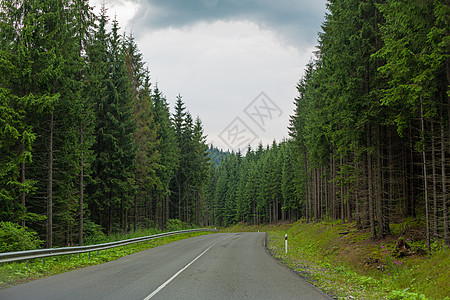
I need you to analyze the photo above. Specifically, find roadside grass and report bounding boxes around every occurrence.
[0,231,211,289]
[226,220,449,300]
[82,227,163,245]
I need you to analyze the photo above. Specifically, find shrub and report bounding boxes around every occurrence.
[82,219,107,245]
[0,222,43,252]
[166,219,189,232]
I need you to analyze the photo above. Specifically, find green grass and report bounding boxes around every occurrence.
[225,221,450,300]
[0,231,211,289]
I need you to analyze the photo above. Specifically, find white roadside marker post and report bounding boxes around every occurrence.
[285,233,288,254]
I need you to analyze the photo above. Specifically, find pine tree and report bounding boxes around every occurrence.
[88,13,137,234]
[151,86,179,228]
[171,95,187,221]
[123,34,160,231]
[191,117,210,224]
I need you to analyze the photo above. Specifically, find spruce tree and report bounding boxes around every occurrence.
[151,86,179,227]
[88,13,137,234]
[123,35,160,230]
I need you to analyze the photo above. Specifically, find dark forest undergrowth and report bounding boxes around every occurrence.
[226,220,449,300]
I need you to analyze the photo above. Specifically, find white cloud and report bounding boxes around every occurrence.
[90,0,139,31]
[137,20,315,150]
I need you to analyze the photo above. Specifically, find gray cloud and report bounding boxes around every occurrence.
[95,0,327,150]
[130,0,326,46]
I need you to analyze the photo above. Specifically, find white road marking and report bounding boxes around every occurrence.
[143,235,230,300]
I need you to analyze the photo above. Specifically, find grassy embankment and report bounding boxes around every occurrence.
[226,220,449,300]
[0,229,212,289]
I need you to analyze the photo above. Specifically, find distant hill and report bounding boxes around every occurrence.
[207,145,230,167]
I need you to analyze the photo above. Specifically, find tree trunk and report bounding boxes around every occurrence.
[409,125,416,217]
[368,129,376,239]
[166,192,170,228]
[134,193,138,232]
[124,208,128,233]
[272,197,275,223]
[20,154,25,228]
[46,113,54,248]
[388,131,394,222]
[376,125,383,237]
[362,156,369,229]
[209,191,214,227]
[447,55,450,139]
[340,156,344,223]
[376,124,390,237]
[346,160,351,222]
[333,155,337,220]
[319,167,323,220]
[79,123,84,246]
[196,189,200,225]
[305,155,310,222]
[185,185,189,223]
[421,99,431,251]
[325,163,329,217]
[331,154,337,220]
[107,195,112,235]
[441,123,449,245]
[430,122,439,239]
[356,161,361,228]
[314,168,318,221]
[177,176,181,220]
[402,146,408,218]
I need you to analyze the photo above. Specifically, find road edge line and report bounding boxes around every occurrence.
[143,235,229,300]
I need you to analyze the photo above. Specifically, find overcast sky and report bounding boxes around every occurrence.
[90,0,327,152]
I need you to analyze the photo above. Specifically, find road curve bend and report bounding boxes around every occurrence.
[0,232,332,300]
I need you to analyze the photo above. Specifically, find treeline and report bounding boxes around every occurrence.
[209,0,449,248]
[0,1,210,248]
[206,142,303,227]
[207,145,230,167]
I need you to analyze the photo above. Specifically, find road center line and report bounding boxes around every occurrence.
[143,235,230,300]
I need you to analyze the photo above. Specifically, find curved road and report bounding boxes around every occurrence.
[0,233,332,299]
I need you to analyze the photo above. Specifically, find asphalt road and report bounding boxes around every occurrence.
[0,233,332,300]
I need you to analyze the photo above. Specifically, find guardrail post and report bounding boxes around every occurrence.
[68,254,70,262]
[89,252,91,259]
[43,258,45,265]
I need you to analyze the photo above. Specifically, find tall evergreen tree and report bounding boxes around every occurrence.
[151,86,179,228]
[191,117,210,224]
[123,35,160,231]
[89,13,137,234]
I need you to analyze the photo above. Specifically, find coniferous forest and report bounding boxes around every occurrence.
[1,0,449,251]
[0,1,210,248]
[207,0,450,250]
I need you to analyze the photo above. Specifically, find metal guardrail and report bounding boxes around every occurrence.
[0,228,216,264]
